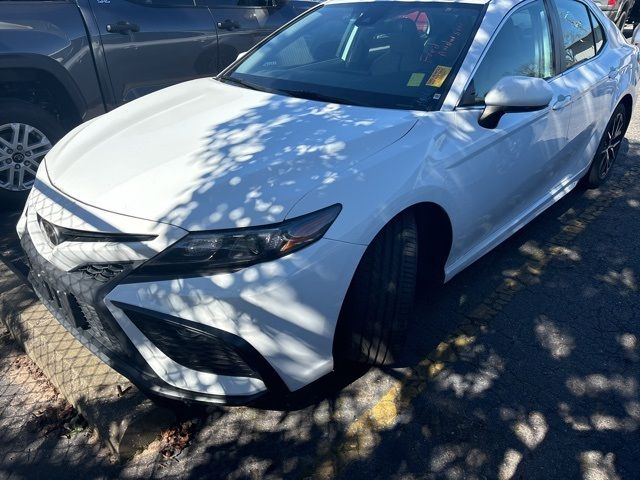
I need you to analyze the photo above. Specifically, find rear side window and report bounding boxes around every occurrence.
[462,0,555,105]
[555,0,597,68]
[589,9,606,53]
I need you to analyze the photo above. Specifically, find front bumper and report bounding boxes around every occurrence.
[19,179,365,404]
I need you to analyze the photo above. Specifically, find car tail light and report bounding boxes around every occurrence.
[608,0,616,5]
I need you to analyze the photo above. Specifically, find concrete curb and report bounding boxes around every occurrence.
[0,258,176,460]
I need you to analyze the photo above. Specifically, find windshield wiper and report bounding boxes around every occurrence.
[278,89,367,107]
[219,78,367,107]
[219,76,265,92]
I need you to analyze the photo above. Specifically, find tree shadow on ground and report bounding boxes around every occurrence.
[0,133,638,480]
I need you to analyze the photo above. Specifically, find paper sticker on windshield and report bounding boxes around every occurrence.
[426,66,452,88]
[407,73,425,87]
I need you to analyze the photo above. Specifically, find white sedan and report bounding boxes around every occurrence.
[18,0,638,404]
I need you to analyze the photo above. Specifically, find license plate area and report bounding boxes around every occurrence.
[30,271,87,330]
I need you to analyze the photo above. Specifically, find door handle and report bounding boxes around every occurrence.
[552,94,572,111]
[106,21,140,34]
[217,19,241,31]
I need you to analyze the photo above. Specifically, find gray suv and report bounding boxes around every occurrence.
[594,0,635,29]
[0,0,315,202]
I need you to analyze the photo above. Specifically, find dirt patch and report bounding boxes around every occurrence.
[8,344,88,439]
[159,420,197,460]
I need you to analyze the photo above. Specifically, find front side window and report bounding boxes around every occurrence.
[556,0,597,68]
[462,0,555,106]
[223,2,483,111]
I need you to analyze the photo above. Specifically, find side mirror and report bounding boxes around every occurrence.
[479,76,554,129]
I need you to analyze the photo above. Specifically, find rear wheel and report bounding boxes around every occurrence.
[617,11,628,31]
[334,210,418,366]
[0,100,63,206]
[585,103,628,188]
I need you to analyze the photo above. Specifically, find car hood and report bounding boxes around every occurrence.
[46,78,418,232]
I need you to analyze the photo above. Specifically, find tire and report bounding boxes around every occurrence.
[618,11,628,31]
[334,210,418,366]
[0,99,64,207]
[584,103,628,188]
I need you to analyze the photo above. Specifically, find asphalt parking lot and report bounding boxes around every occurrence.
[1,109,639,480]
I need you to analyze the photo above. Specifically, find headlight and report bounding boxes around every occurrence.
[132,204,341,277]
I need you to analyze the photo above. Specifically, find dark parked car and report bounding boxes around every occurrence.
[594,0,635,29]
[0,0,315,201]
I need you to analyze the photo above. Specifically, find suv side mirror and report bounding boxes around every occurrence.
[479,76,554,129]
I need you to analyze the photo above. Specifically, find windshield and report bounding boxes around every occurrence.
[223,2,483,111]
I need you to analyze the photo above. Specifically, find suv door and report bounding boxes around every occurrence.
[196,0,308,69]
[89,0,219,105]
[453,0,572,257]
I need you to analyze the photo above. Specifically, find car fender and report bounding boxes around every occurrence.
[0,53,88,120]
[286,114,461,254]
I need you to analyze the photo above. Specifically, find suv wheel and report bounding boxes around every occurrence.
[0,100,63,204]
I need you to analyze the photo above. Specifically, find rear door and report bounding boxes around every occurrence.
[195,0,262,69]
[196,0,309,70]
[89,0,219,105]
[551,0,618,175]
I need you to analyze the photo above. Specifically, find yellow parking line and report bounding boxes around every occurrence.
[313,165,640,479]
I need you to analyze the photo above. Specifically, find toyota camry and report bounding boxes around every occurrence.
[18,0,638,404]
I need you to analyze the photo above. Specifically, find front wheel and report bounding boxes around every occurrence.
[0,100,63,206]
[584,103,628,188]
[334,210,418,366]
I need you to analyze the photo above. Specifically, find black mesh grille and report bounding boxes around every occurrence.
[69,295,126,355]
[74,264,127,283]
[21,231,131,361]
[123,307,259,378]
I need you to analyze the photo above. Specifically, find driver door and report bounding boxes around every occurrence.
[451,0,573,259]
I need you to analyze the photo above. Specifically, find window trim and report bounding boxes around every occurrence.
[588,8,607,55]
[456,0,559,109]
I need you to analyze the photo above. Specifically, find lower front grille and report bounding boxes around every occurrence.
[121,306,259,379]
[70,296,126,356]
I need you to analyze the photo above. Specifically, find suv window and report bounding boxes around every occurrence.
[556,0,597,68]
[462,0,555,106]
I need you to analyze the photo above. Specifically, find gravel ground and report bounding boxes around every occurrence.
[1,109,639,480]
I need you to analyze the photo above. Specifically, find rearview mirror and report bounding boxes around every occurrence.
[479,76,554,129]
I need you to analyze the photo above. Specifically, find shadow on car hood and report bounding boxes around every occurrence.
[46,78,418,231]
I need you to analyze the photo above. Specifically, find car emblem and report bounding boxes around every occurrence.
[38,215,63,247]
